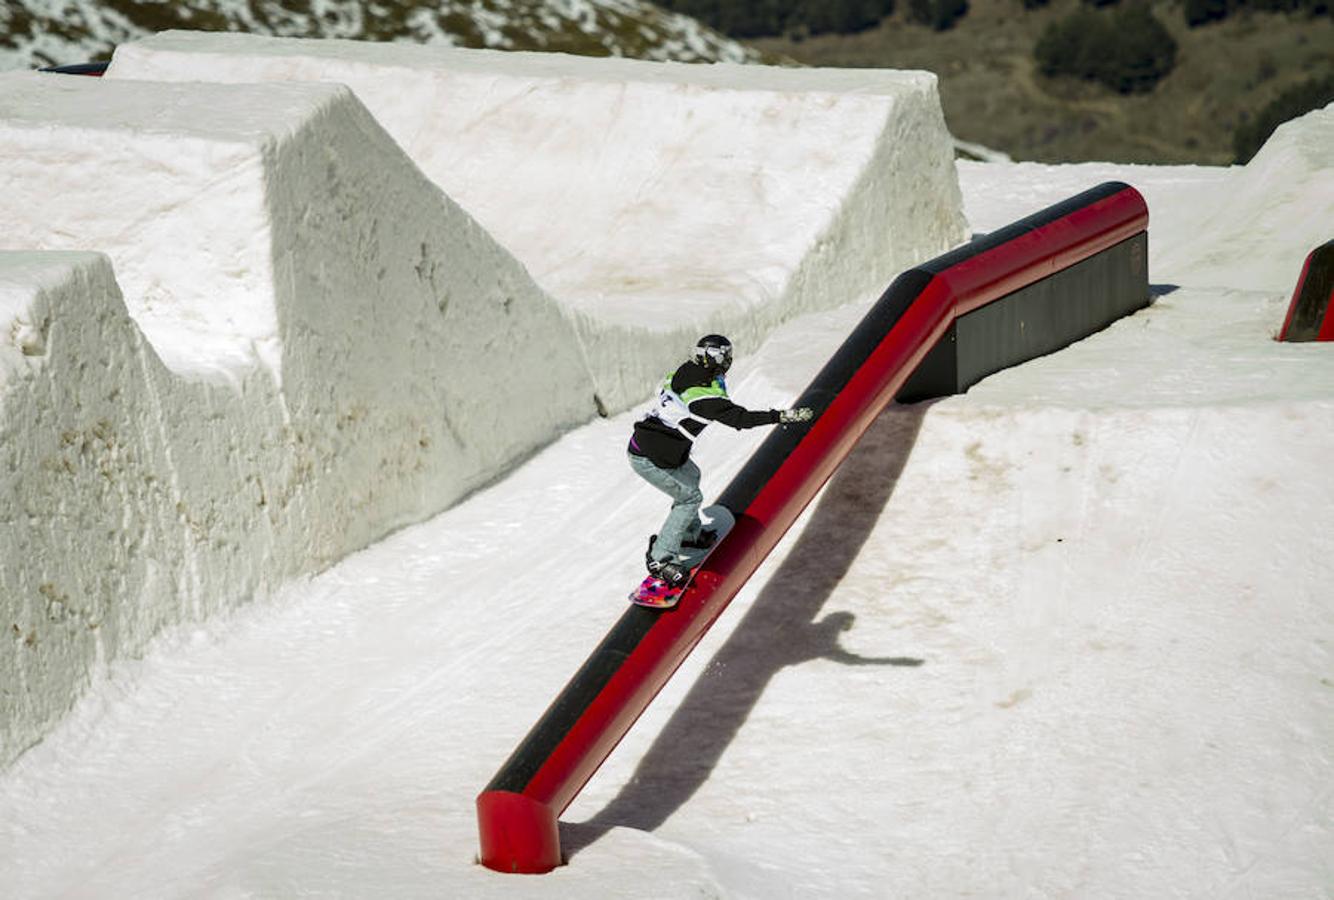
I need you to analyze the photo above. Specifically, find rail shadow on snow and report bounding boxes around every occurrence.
[562,401,931,859]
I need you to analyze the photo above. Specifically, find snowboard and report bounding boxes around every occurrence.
[629,505,736,609]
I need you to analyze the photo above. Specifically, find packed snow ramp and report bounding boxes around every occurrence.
[477,182,1150,873]
[106,31,967,410]
[0,72,597,768]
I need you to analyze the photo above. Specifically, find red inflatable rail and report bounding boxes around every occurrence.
[1278,240,1334,342]
[477,182,1149,874]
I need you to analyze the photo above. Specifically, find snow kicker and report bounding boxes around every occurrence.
[0,72,597,769]
[104,31,969,410]
[476,181,1149,873]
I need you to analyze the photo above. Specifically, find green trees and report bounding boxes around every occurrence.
[1184,0,1231,25]
[655,0,897,38]
[798,0,899,34]
[1185,0,1331,26]
[660,0,1327,37]
[909,0,970,30]
[1035,5,1178,93]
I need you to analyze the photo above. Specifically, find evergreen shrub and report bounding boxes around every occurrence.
[655,0,895,38]
[1035,5,1178,93]
[1232,75,1334,162]
[909,0,970,29]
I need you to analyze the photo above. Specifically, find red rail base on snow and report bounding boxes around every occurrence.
[1278,240,1334,342]
[477,183,1150,874]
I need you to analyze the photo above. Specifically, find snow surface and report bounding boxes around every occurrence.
[106,31,967,408]
[0,71,599,765]
[1,45,962,769]
[955,103,1334,298]
[1,59,1333,900]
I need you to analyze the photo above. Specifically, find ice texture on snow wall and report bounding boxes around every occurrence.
[107,32,969,409]
[0,73,597,767]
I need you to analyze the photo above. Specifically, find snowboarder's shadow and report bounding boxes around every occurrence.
[563,401,931,859]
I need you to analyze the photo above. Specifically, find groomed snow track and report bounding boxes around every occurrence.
[477,182,1150,873]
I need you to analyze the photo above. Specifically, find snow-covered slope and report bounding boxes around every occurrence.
[2,39,964,768]
[0,252,185,766]
[0,53,1331,900]
[955,101,1334,298]
[108,31,966,408]
[0,71,597,768]
[0,0,762,71]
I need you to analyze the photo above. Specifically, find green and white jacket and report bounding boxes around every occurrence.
[628,360,779,468]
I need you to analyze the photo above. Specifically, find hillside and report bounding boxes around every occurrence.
[751,0,1334,164]
[0,0,761,70]
[8,1,1329,164]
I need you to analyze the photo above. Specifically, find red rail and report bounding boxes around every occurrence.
[1278,241,1334,342]
[478,182,1149,873]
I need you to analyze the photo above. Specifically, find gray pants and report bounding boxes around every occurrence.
[629,452,703,563]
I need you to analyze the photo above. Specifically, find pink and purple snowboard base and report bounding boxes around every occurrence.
[627,505,735,610]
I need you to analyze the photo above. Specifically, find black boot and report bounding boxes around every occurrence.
[647,559,690,588]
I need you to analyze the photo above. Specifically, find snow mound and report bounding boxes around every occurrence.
[107,32,968,408]
[0,73,598,767]
[1174,101,1334,293]
[956,103,1334,297]
[1,252,192,765]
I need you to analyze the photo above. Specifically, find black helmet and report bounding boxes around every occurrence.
[692,334,733,373]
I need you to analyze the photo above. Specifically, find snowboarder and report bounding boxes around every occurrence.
[628,334,812,587]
